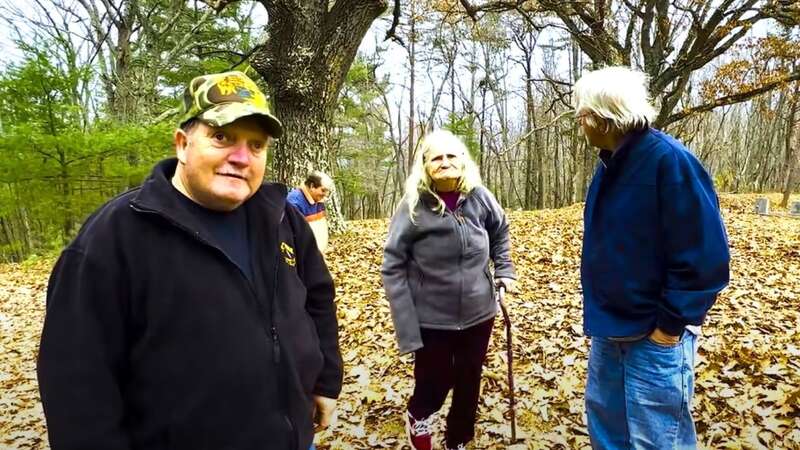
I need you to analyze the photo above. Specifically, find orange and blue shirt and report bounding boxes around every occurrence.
[287,186,329,252]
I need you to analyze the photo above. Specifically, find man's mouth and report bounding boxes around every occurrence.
[217,172,246,180]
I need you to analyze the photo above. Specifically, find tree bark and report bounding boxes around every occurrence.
[781,84,800,208]
[524,67,535,209]
[250,0,387,230]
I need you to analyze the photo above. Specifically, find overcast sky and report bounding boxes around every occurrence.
[0,0,781,131]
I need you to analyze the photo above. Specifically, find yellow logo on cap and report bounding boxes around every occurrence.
[217,75,267,108]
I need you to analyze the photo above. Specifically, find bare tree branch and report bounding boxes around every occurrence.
[458,0,528,21]
[664,70,800,126]
[228,44,265,70]
[383,0,406,47]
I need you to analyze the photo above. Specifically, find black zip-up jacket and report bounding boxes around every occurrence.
[37,158,343,450]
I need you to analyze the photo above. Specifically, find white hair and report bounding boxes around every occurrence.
[573,66,657,132]
[318,172,334,191]
[305,170,335,191]
[402,129,483,222]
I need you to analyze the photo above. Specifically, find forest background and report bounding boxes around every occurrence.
[0,0,799,261]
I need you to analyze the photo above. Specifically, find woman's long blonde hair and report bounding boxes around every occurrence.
[403,129,483,221]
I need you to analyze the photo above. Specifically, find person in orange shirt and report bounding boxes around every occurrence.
[287,171,334,253]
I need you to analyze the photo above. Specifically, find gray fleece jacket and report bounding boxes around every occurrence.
[381,186,516,354]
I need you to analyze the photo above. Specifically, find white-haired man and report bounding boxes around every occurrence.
[287,171,335,253]
[574,66,730,449]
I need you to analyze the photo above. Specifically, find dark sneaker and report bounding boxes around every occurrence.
[405,411,436,450]
[445,444,467,450]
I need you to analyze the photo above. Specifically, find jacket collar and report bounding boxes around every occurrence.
[300,185,317,205]
[129,158,289,317]
[420,189,468,210]
[130,158,288,234]
[597,126,651,174]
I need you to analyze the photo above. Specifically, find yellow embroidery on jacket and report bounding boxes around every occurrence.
[280,241,296,267]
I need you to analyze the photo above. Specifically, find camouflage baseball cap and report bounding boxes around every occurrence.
[179,71,284,138]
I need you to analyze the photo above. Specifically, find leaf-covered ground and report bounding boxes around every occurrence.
[2,193,799,449]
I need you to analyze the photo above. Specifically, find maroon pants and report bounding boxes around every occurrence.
[408,318,494,447]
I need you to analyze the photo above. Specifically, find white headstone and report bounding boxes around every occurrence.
[791,201,800,216]
[755,197,770,215]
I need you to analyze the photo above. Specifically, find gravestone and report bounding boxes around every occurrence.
[791,201,800,216]
[755,197,770,215]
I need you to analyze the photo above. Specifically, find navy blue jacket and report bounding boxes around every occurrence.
[581,127,730,337]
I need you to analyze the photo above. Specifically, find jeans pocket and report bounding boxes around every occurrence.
[645,330,685,349]
[646,336,681,349]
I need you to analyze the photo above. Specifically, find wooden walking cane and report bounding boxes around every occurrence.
[496,286,520,444]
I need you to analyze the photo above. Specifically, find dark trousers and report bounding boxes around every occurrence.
[408,318,494,447]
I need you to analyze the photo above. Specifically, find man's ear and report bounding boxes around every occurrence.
[174,129,189,164]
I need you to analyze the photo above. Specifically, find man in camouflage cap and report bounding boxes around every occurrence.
[179,70,283,138]
[38,70,343,450]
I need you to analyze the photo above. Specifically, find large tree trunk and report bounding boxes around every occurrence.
[781,85,800,208]
[524,69,534,210]
[781,127,799,208]
[268,103,331,184]
[251,0,387,231]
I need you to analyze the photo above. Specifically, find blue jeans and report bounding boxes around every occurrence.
[585,332,698,449]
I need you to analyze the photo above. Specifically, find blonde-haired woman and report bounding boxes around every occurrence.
[381,130,516,450]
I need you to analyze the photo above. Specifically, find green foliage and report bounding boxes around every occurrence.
[0,45,89,130]
[333,57,395,217]
[444,113,481,162]
[0,44,175,261]
[0,0,268,261]
[154,2,261,88]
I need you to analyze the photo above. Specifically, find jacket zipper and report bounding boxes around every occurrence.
[271,245,281,364]
[131,202,296,447]
[451,207,467,330]
[273,209,298,449]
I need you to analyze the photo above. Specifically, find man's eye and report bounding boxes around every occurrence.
[212,132,227,142]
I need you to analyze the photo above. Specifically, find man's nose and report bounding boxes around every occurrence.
[227,141,250,165]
